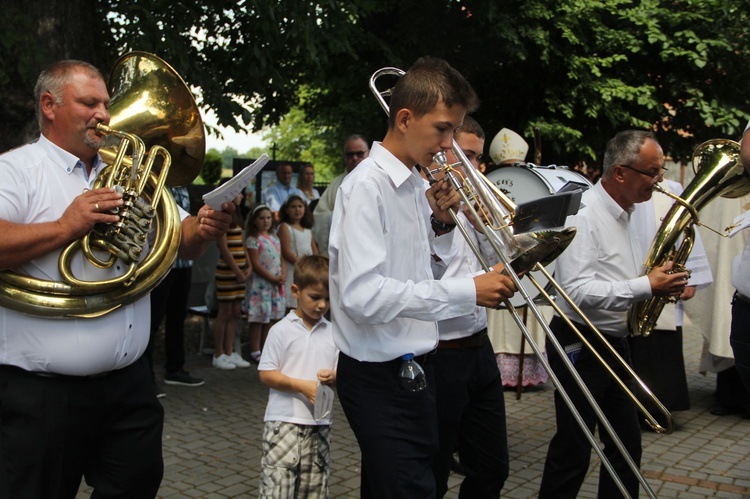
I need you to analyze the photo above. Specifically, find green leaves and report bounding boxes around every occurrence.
[3,0,748,169]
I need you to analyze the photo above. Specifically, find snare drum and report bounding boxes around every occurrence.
[485,164,592,308]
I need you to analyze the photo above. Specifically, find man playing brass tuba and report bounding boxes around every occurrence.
[0,60,234,498]
[538,130,690,498]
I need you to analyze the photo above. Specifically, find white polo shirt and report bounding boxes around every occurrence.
[259,311,338,425]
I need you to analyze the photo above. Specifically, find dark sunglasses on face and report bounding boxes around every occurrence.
[345,151,367,159]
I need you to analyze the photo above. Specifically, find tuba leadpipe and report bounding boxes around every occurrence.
[0,52,204,318]
[370,66,670,499]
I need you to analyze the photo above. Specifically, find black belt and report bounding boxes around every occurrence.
[437,328,489,349]
[552,317,627,346]
[0,364,112,380]
[385,352,432,367]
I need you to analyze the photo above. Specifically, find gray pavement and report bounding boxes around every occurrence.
[77,317,750,498]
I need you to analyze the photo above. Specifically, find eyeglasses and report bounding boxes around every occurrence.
[345,151,367,159]
[619,164,668,180]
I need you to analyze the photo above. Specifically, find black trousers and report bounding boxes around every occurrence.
[337,352,439,499]
[432,340,508,499]
[147,266,192,374]
[539,317,642,499]
[0,356,164,499]
[730,293,750,394]
[629,326,690,413]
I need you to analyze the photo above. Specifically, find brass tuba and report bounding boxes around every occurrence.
[628,139,750,336]
[0,52,204,318]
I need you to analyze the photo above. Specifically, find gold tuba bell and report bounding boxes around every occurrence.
[628,138,750,336]
[0,52,204,318]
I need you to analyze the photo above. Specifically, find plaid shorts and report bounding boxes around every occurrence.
[259,421,331,499]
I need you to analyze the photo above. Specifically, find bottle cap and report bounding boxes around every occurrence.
[401,353,414,361]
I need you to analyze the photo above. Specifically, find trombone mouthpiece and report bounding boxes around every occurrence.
[433,151,448,167]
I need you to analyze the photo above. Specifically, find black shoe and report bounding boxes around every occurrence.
[450,453,465,476]
[164,369,205,387]
[709,404,742,416]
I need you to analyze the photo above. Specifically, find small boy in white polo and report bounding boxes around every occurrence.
[258,255,337,498]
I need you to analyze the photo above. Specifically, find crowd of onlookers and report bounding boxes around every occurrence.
[203,135,369,371]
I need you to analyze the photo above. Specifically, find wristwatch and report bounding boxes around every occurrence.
[431,214,456,234]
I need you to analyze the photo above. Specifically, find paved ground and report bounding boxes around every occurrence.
[76,316,750,498]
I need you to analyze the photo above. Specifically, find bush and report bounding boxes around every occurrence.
[201,151,223,186]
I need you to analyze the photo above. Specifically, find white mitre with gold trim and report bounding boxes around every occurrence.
[489,128,529,165]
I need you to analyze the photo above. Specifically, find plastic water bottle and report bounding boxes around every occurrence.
[399,353,427,392]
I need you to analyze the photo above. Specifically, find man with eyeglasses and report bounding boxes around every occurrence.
[313,135,369,256]
[539,130,690,498]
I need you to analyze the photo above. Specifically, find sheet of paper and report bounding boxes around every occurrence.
[202,154,269,210]
[313,383,335,421]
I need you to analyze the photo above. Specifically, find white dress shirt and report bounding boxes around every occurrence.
[554,181,652,337]
[432,211,496,340]
[259,311,338,425]
[262,182,303,212]
[0,135,185,375]
[329,142,476,361]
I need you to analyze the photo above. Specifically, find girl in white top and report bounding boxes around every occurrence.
[277,195,319,310]
[297,163,320,203]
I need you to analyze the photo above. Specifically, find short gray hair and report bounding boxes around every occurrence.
[34,60,104,131]
[602,130,656,178]
[344,134,368,151]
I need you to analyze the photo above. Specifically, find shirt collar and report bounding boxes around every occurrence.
[369,142,420,188]
[285,310,330,332]
[593,180,634,223]
[37,134,104,180]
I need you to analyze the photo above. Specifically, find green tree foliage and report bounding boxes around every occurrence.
[245,146,266,159]
[0,0,113,152]
[302,0,750,165]
[218,146,241,172]
[201,150,223,186]
[2,0,748,170]
[262,105,340,181]
[99,0,367,135]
